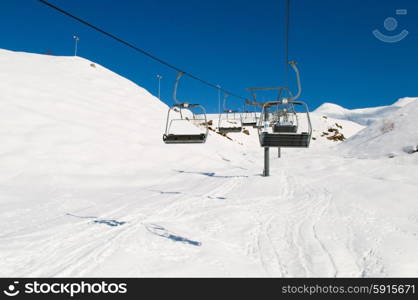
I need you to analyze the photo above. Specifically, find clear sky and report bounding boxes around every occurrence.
[1,0,417,112]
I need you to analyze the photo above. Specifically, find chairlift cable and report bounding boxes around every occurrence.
[37,0,247,101]
[284,0,290,88]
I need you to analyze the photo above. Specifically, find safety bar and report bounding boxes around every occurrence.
[292,101,312,137]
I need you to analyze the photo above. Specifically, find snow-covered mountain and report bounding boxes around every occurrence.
[314,98,417,126]
[1,49,417,277]
[340,101,418,158]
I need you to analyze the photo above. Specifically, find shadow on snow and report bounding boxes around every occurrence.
[174,170,248,179]
[66,213,126,227]
[145,224,201,246]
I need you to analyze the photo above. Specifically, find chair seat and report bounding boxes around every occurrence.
[273,124,297,133]
[163,134,206,144]
[242,122,257,126]
[218,127,242,133]
[260,132,310,148]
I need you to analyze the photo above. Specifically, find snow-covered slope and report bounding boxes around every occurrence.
[0,49,246,187]
[1,49,418,278]
[340,101,418,158]
[315,98,417,126]
[308,112,364,147]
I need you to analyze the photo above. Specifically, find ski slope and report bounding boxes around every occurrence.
[1,49,417,277]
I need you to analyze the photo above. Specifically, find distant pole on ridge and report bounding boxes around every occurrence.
[73,35,80,56]
[156,74,162,99]
[217,85,221,114]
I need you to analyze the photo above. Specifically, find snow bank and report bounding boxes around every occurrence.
[340,101,418,158]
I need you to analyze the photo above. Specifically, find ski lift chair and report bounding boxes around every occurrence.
[217,93,243,133]
[258,100,311,148]
[163,72,209,144]
[241,110,258,127]
[254,61,312,147]
[272,105,298,133]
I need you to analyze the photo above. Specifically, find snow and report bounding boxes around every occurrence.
[340,101,418,159]
[314,97,418,126]
[1,48,418,277]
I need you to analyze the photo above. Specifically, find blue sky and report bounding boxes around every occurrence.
[1,0,417,112]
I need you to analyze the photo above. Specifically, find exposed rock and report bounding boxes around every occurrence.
[327,133,346,142]
[322,126,346,141]
[216,131,232,141]
[201,120,213,127]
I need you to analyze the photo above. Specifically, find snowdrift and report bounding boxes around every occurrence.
[340,100,418,158]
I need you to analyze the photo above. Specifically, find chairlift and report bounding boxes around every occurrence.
[270,87,299,133]
[241,112,258,127]
[217,93,243,133]
[163,72,209,144]
[272,104,298,133]
[246,86,292,129]
[259,101,311,147]
[254,62,312,148]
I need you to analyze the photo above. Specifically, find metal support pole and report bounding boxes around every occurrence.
[264,147,270,176]
[278,147,281,158]
[73,35,79,57]
[263,107,270,177]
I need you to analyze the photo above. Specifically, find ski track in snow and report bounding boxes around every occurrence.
[1,132,415,277]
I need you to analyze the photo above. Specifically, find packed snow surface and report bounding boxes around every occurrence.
[1,49,417,277]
